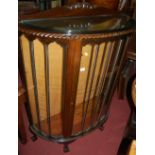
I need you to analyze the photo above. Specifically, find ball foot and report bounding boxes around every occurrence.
[63,145,70,153]
[31,135,38,141]
[99,124,104,131]
[29,127,38,141]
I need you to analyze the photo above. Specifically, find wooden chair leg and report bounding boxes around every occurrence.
[18,72,28,144]
[18,102,27,144]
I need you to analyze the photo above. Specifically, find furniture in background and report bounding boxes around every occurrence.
[19,0,62,12]
[127,140,136,155]
[63,0,136,14]
[36,0,62,10]
[117,75,136,155]
[65,0,120,9]
[18,0,136,14]
[19,1,40,15]
[19,4,135,152]
[18,72,27,144]
[118,0,136,99]
[19,71,38,144]
[117,34,136,99]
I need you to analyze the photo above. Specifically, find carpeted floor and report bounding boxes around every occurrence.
[19,92,130,155]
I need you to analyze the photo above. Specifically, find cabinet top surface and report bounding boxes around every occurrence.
[19,14,135,35]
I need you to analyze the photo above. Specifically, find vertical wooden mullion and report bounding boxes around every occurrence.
[61,44,67,135]
[44,44,51,136]
[62,39,82,137]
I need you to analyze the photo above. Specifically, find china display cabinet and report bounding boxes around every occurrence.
[19,4,135,152]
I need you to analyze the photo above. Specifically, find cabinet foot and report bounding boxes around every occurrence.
[31,135,38,141]
[63,145,70,153]
[29,127,38,141]
[99,124,104,131]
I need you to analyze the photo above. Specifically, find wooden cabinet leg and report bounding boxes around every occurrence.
[63,144,70,153]
[29,127,38,141]
[99,123,104,131]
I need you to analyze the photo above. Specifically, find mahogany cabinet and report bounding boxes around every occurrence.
[19,5,135,152]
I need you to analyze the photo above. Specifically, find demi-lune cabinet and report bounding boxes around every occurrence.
[19,4,135,152]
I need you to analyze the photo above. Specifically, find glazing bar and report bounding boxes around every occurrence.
[44,44,51,136]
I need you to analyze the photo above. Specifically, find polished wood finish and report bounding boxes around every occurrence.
[19,5,135,144]
[62,39,82,137]
[19,32,133,140]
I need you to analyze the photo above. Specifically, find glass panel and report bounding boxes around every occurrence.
[96,42,114,96]
[94,41,115,120]
[97,40,124,119]
[48,42,63,136]
[86,43,106,127]
[33,39,48,132]
[20,35,38,125]
[21,37,64,136]
[72,44,92,134]
[82,45,99,130]
[20,14,135,34]
[72,41,118,134]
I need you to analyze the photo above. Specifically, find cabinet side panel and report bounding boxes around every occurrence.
[20,35,38,124]
[48,42,63,136]
[33,39,47,124]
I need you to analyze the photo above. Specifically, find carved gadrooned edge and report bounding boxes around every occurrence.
[19,26,135,41]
